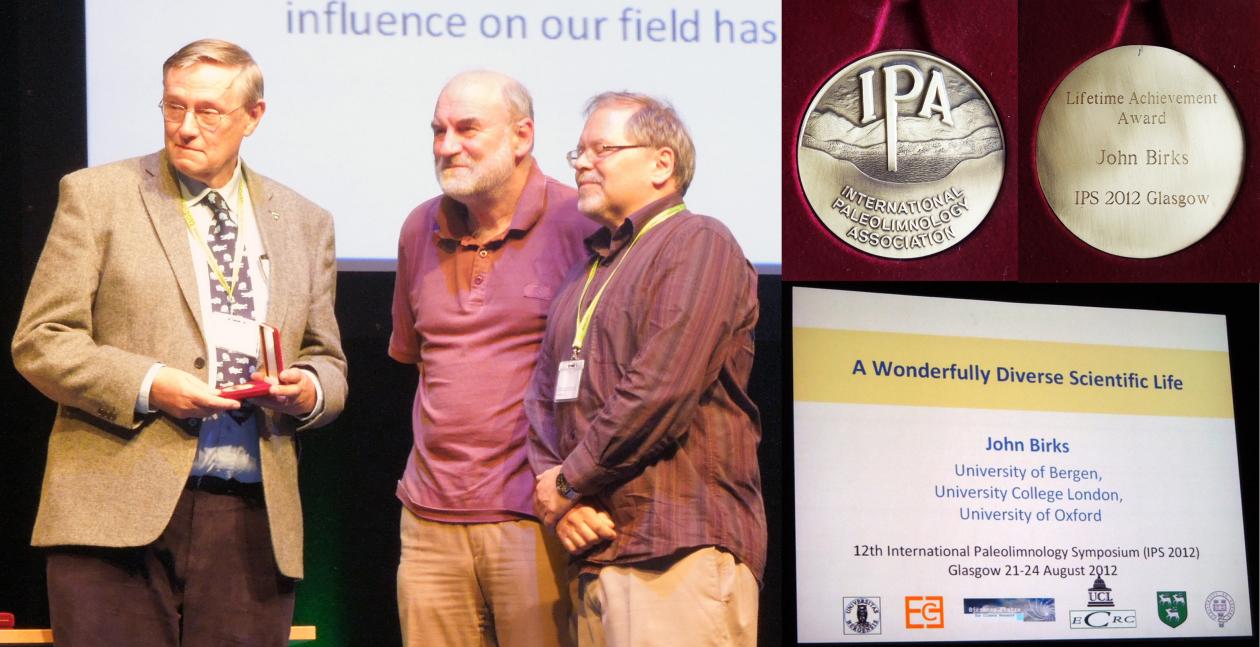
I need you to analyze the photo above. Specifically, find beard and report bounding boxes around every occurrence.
[575,171,607,216]
[436,144,516,202]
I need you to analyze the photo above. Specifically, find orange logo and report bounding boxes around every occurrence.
[905,596,945,628]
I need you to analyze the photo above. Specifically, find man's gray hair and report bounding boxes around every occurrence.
[500,76,534,122]
[163,39,264,106]
[445,70,534,122]
[584,92,696,195]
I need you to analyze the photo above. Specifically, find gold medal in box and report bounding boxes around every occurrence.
[1036,45,1244,258]
[796,50,1005,259]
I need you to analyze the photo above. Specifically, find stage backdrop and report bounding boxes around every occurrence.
[84,0,782,270]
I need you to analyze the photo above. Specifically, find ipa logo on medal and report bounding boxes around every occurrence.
[796,50,1005,259]
[1156,591,1187,628]
[842,596,881,635]
[905,595,944,629]
[1204,591,1234,628]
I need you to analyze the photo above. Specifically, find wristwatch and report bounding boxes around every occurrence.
[555,471,580,501]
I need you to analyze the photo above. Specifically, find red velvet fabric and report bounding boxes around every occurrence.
[784,0,1259,280]
[1020,0,1260,281]
[783,0,1018,280]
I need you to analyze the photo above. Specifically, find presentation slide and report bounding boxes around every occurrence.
[84,0,781,270]
[793,287,1252,642]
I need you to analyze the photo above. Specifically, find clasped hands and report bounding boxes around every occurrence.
[534,464,617,555]
[150,366,316,419]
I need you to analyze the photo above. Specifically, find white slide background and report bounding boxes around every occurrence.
[85,0,781,269]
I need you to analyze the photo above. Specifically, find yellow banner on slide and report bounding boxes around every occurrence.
[794,328,1234,418]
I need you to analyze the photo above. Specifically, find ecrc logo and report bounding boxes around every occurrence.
[905,596,944,629]
[1069,609,1137,629]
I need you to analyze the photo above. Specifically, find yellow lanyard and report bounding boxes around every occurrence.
[571,203,685,359]
[180,181,248,303]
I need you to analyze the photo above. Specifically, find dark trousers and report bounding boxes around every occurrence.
[46,483,295,647]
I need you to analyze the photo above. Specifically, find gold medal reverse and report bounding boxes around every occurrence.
[797,50,1005,259]
[1036,45,1244,258]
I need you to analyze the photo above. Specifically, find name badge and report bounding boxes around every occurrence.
[554,360,584,402]
[216,314,261,357]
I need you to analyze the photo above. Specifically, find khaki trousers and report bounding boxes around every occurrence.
[397,509,573,647]
[576,546,759,647]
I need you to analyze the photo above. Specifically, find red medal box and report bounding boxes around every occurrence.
[218,323,283,400]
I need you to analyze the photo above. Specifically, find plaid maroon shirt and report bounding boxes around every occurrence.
[526,194,767,582]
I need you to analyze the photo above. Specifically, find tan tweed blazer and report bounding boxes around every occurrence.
[12,151,347,579]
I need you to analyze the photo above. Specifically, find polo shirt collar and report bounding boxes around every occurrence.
[434,158,547,244]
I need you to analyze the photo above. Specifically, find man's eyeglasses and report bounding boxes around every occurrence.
[159,100,246,131]
[565,143,645,168]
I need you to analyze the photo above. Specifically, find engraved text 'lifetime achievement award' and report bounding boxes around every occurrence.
[1036,45,1244,258]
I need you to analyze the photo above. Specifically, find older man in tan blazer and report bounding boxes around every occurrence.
[12,39,346,646]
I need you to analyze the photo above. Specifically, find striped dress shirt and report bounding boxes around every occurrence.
[526,194,767,582]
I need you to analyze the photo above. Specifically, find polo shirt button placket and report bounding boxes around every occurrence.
[472,247,490,291]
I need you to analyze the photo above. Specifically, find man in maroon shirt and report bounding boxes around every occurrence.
[527,93,766,646]
[389,71,592,647]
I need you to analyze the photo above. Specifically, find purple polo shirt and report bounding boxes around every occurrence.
[390,161,593,523]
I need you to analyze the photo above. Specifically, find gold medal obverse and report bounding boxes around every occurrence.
[797,50,1005,259]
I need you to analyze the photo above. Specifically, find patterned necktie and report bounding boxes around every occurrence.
[204,190,257,424]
